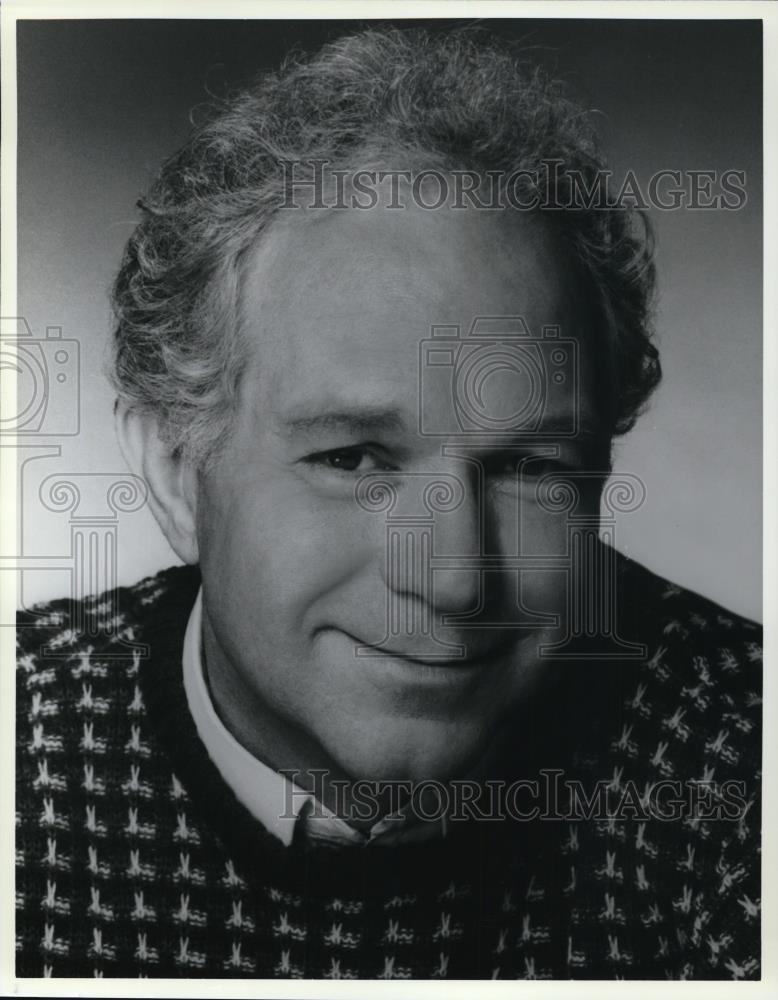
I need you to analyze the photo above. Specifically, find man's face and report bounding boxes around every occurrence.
[195,197,603,785]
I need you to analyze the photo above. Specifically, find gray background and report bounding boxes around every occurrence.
[15,18,762,620]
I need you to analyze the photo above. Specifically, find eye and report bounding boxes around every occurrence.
[302,445,393,475]
[485,453,564,479]
[517,458,566,479]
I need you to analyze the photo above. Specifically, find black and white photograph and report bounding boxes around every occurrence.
[2,2,772,987]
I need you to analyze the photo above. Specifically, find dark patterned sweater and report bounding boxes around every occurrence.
[15,552,762,979]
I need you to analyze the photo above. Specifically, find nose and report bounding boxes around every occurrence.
[378,461,483,616]
[428,467,483,615]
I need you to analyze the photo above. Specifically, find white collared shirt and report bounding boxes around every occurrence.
[182,589,446,847]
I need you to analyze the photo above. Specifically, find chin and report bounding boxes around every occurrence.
[325,715,496,785]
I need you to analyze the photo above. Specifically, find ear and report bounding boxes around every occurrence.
[115,401,199,565]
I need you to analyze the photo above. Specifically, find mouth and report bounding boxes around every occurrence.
[339,630,514,670]
[355,641,482,668]
[315,626,518,700]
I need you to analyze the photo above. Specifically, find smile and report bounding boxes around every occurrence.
[330,627,516,677]
[354,639,489,669]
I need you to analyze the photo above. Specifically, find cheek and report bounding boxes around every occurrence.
[196,475,374,629]
[492,490,574,558]
[491,496,580,632]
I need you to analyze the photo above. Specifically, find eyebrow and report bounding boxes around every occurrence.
[524,418,603,441]
[280,406,409,437]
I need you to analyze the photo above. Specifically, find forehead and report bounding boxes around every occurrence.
[238,202,594,421]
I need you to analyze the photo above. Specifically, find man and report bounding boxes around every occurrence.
[16,26,761,979]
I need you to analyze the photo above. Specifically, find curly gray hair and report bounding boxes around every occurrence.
[111,26,660,468]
